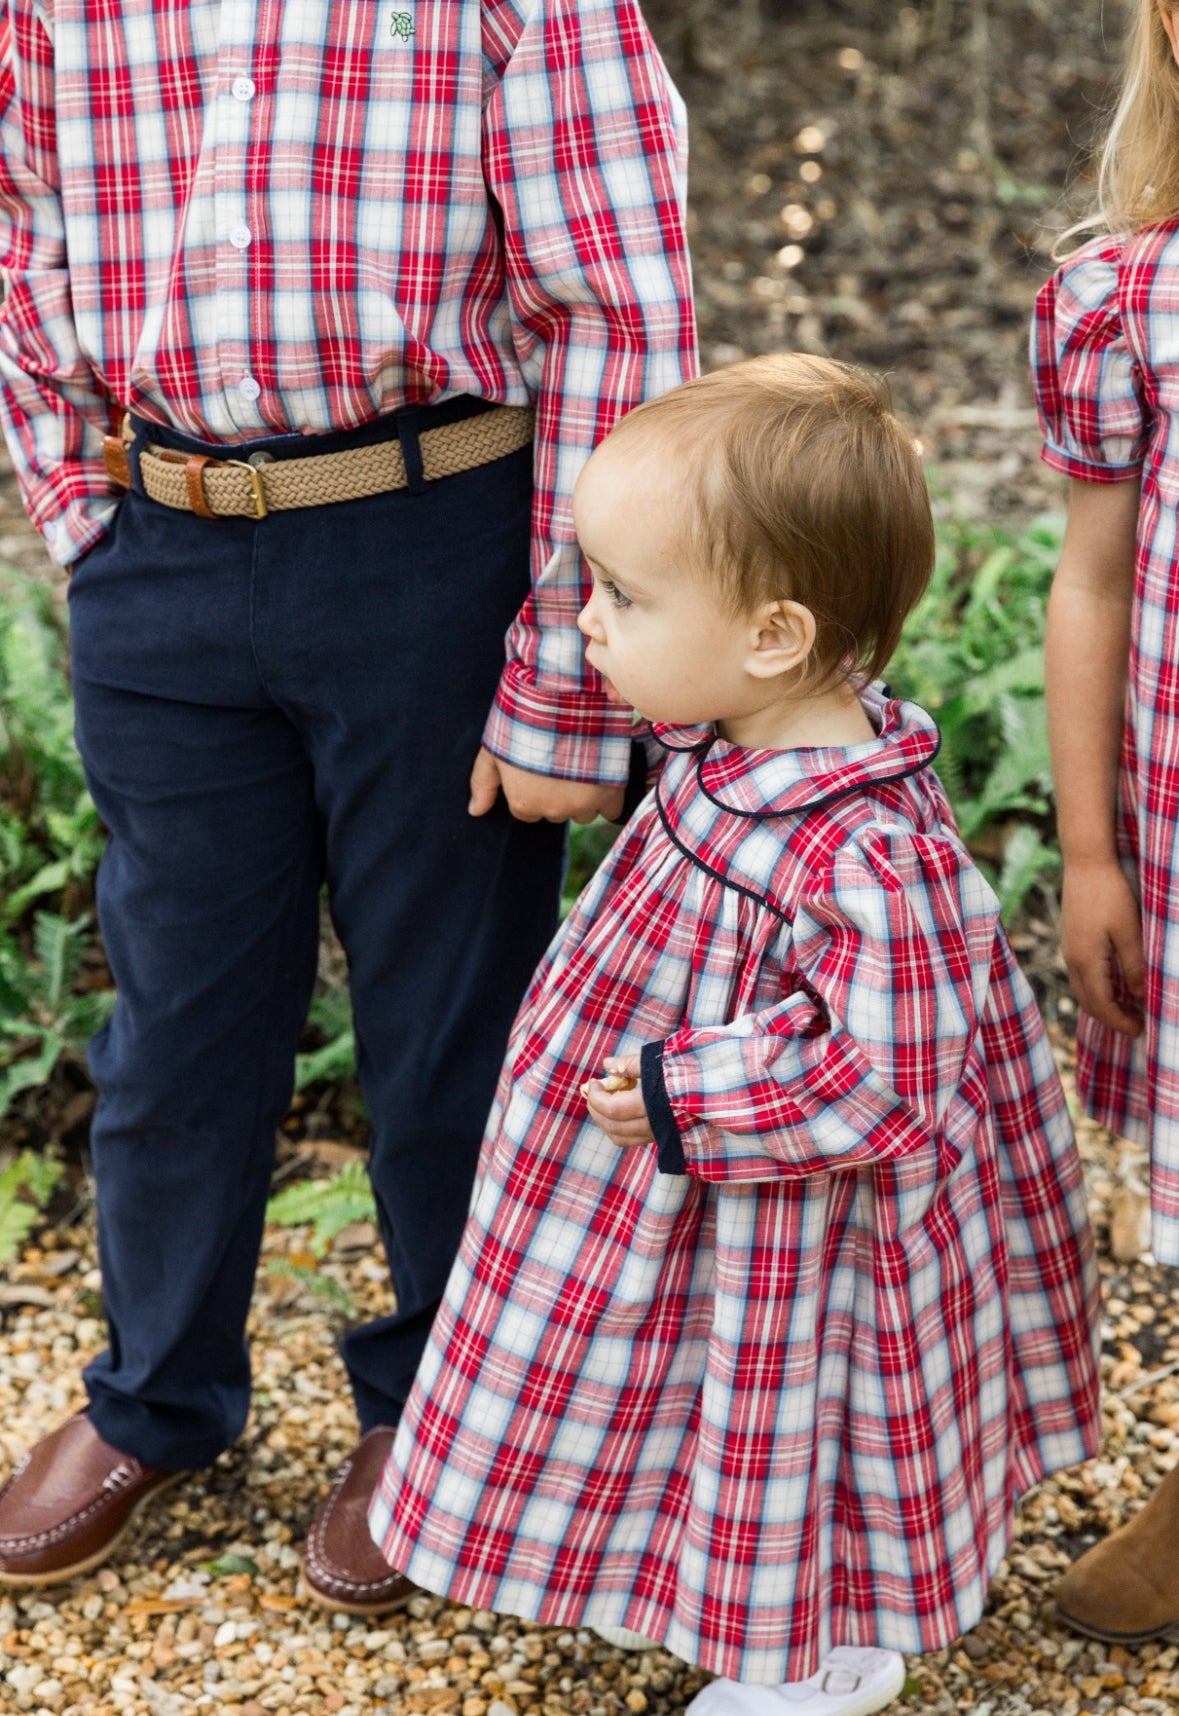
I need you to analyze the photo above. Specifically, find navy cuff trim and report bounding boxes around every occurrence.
[642,1040,686,1175]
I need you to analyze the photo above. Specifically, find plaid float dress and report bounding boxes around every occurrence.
[370,690,1099,1682]
[1034,225,1179,1264]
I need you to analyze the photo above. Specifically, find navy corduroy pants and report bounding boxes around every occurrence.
[67,398,565,1471]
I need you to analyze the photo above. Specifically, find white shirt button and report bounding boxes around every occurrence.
[232,75,256,101]
[237,375,261,402]
[229,222,252,250]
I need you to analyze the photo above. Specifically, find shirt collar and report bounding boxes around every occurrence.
[652,685,941,818]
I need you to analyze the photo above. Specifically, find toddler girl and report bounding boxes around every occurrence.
[1033,0,1179,1647]
[368,356,1100,1705]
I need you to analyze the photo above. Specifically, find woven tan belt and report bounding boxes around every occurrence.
[101,405,534,520]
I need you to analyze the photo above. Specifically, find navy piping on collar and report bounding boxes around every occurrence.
[653,726,714,756]
[690,724,942,821]
[654,779,791,923]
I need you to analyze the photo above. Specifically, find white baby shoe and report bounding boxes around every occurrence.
[594,1625,663,1650]
[686,1648,906,1716]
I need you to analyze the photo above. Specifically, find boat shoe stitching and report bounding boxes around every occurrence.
[305,1455,402,1596]
[0,1462,153,1555]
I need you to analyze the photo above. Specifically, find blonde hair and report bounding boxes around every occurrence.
[1069,0,1179,239]
[605,354,934,686]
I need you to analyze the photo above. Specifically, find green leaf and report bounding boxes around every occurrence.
[33,913,83,1016]
[294,1029,357,1092]
[0,1148,63,1265]
[3,861,69,923]
[0,1033,65,1118]
[265,1160,377,1256]
[14,1148,63,1207]
[996,824,1061,922]
[203,1553,260,1578]
[265,1256,358,1319]
[0,933,30,1018]
[0,1194,37,1265]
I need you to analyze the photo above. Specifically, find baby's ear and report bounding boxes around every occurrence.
[745,599,815,680]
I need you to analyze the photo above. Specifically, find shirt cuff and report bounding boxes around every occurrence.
[484,657,636,785]
[33,491,120,567]
[641,1040,686,1175]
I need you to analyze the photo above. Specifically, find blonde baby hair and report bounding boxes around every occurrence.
[603,353,934,687]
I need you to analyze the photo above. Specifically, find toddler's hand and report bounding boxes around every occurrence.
[581,1054,652,1147]
[1060,859,1145,1037]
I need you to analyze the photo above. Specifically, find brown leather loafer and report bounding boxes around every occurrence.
[1055,1461,1179,1643]
[303,1426,417,1615]
[0,1413,185,1586]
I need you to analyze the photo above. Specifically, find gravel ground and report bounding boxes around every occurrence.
[1,1039,1178,1716]
[1,5,1173,1712]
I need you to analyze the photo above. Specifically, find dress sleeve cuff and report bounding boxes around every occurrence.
[641,1040,686,1175]
[1039,444,1144,484]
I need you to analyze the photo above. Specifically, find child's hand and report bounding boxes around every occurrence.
[1060,860,1145,1037]
[581,1055,652,1147]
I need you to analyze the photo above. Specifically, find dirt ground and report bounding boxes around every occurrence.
[645,0,1116,518]
[4,3,1179,1715]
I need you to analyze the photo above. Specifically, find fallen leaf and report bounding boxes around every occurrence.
[330,1221,378,1253]
[299,1141,366,1172]
[1110,1186,1151,1264]
[39,1249,80,1277]
[203,1552,260,1578]
[0,1285,55,1308]
[266,1273,302,1311]
[123,1598,202,1616]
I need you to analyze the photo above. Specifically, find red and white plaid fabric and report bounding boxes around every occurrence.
[0,0,696,783]
[1033,226,1179,1262]
[370,689,1100,1683]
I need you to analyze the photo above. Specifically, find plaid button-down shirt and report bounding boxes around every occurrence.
[0,0,696,782]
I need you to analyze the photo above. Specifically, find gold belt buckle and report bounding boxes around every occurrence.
[225,459,270,520]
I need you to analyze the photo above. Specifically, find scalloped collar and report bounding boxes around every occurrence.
[652,685,940,819]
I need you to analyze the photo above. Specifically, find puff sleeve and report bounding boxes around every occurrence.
[1031,235,1150,483]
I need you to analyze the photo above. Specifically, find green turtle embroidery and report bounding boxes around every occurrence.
[390,11,415,41]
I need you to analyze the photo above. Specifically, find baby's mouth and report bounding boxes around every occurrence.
[586,645,625,706]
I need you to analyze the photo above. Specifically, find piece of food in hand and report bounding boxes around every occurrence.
[580,1068,639,1099]
[599,1070,637,1092]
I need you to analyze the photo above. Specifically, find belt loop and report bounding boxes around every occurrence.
[396,410,428,497]
[125,417,148,498]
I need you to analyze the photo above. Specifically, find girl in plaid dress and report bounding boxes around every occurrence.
[368,357,1100,1704]
[1034,0,1179,1650]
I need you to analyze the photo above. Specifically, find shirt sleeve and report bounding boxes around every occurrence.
[0,0,121,566]
[479,0,698,785]
[643,832,999,1185]
[1030,235,1150,485]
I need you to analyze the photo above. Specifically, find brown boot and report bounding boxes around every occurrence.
[302,1427,417,1616]
[0,1414,185,1586]
[1055,1462,1179,1643]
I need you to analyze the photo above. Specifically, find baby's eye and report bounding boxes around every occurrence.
[602,580,632,610]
